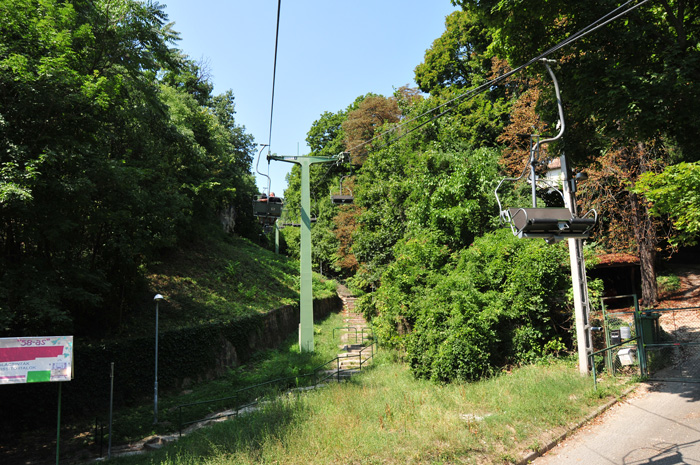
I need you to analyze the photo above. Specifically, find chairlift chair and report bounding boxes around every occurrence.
[494,60,597,244]
[253,144,285,224]
[253,194,284,224]
[504,206,597,243]
[331,176,354,205]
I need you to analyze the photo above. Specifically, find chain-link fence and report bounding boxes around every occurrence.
[642,306,700,382]
[595,295,700,383]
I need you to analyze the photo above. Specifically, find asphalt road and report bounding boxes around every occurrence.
[532,381,700,465]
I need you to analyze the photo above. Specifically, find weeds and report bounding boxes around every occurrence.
[111,352,625,465]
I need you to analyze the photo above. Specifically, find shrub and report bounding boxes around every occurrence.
[367,229,572,382]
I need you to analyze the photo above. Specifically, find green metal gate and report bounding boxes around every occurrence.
[596,295,646,380]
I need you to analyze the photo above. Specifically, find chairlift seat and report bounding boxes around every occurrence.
[569,217,597,233]
[507,207,595,241]
[331,194,354,205]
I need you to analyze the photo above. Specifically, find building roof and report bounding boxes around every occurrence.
[595,253,640,267]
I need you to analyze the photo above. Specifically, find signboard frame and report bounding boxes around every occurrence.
[0,336,73,384]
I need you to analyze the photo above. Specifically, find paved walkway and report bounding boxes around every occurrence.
[531,381,700,465]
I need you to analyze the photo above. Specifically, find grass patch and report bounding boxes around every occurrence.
[122,236,335,337]
[0,235,345,464]
[110,356,627,465]
[104,309,350,443]
[657,272,682,294]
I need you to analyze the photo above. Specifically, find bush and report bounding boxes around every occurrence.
[366,229,572,382]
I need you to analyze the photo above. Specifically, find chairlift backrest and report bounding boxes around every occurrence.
[253,194,284,218]
[506,207,597,242]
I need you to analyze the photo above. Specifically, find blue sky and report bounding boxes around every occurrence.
[160,1,459,194]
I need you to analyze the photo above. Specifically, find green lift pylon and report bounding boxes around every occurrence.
[268,152,347,352]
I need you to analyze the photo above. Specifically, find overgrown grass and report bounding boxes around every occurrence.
[110,355,627,465]
[126,236,336,336]
[0,234,345,465]
[104,310,350,444]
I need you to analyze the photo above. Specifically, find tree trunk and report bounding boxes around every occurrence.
[630,188,658,307]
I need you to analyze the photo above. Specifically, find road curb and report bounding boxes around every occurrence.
[516,384,638,464]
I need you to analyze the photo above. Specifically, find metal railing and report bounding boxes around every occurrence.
[313,341,376,384]
[175,339,377,436]
[589,336,643,390]
[332,326,374,345]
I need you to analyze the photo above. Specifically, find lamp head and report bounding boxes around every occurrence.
[154,294,164,301]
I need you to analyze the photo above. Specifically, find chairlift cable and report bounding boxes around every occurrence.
[267,0,282,153]
[254,0,282,197]
[345,0,651,155]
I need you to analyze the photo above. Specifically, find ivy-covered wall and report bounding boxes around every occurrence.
[0,296,341,430]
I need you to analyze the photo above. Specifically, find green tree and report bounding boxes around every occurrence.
[636,161,700,246]
[453,0,700,159]
[413,11,512,149]
[414,10,493,94]
[0,0,256,336]
[454,0,700,305]
[352,143,501,292]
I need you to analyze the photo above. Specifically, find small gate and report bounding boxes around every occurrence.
[596,295,646,380]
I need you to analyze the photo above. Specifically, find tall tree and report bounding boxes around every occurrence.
[453,0,699,156]
[454,0,700,305]
[414,10,512,149]
[414,10,493,94]
[343,94,401,165]
[0,0,256,335]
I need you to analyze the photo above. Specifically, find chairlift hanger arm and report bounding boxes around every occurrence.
[255,144,272,194]
[538,60,565,147]
[495,60,566,219]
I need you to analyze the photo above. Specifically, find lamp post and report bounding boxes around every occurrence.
[153,294,164,424]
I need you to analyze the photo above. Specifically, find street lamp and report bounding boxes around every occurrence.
[153,293,164,424]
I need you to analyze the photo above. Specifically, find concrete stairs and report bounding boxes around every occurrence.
[335,284,373,373]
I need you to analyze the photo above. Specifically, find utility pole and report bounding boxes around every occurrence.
[541,61,592,375]
[561,155,593,374]
[495,61,595,374]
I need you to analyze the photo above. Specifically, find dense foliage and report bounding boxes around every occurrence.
[636,161,700,247]
[3,0,697,385]
[404,230,570,381]
[454,0,700,304]
[279,2,699,382]
[0,0,258,337]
